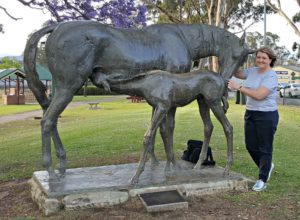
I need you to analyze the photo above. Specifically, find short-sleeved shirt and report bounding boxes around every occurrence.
[243,67,278,111]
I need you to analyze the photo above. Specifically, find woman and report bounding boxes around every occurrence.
[228,47,279,192]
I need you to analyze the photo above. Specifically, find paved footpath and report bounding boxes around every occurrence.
[0,96,126,124]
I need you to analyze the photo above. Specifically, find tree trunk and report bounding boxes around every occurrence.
[211,0,229,72]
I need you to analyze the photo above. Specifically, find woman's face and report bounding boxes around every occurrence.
[255,51,272,69]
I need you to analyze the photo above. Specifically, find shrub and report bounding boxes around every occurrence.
[75,85,118,96]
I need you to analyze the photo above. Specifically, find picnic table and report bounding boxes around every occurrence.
[88,102,100,110]
[126,96,144,103]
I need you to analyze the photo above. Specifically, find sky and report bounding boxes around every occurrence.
[0,0,299,57]
[0,0,51,57]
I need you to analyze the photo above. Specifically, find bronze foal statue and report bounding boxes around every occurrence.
[93,70,231,183]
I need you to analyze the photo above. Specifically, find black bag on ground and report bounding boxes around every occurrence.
[181,140,216,166]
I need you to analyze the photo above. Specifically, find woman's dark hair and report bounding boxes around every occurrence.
[256,47,277,67]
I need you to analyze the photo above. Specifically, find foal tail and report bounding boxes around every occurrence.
[23,24,59,111]
[221,89,229,113]
[221,78,229,113]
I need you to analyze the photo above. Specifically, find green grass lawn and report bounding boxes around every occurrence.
[71,95,118,102]
[0,98,299,205]
[0,95,115,116]
[0,104,41,116]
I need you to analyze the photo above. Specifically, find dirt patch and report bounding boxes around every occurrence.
[0,179,299,219]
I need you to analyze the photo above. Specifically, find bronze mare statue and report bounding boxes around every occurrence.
[94,70,231,184]
[24,21,253,181]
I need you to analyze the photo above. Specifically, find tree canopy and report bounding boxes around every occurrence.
[145,0,273,32]
[0,57,22,69]
[0,0,147,33]
[246,31,291,65]
[266,0,300,58]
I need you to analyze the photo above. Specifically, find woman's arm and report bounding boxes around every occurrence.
[239,86,270,100]
[228,80,270,100]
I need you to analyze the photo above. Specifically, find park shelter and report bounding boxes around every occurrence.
[0,68,26,104]
[0,65,52,105]
[31,64,52,92]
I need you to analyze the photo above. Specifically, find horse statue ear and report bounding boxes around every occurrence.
[240,32,246,44]
[248,49,256,54]
[239,32,255,54]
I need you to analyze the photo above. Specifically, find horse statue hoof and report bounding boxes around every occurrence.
[173,162,182,170]
[130,176,139,185]
[193,163,202,170]
[48,171,61,182]
[223,167,230,176]
[59,172,66,178]
[165,172,175,181]
[59,167,66,175]
[164,163,171,172]
[150,160,160,170]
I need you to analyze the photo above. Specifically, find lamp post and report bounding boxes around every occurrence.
[178,0,184,22]
[264,0,267,46]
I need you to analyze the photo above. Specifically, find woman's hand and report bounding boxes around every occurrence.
[228,80,240,91]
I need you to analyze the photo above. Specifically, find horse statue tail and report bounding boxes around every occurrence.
[23,24,58,111]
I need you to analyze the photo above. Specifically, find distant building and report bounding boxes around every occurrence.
[273,65,300,84]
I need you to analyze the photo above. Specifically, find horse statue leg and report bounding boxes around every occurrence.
[131,105,167,184]
[51,121,67,175]
[194,97,214,170]
[209,102,233,175]
[41,82,83,180]
[159,107,179,173]
[41,94,72,180]
[40,111,55,180]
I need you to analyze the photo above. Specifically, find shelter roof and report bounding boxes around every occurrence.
[34,64,52,80]
[0,65,52,81]
[0,69,25,80]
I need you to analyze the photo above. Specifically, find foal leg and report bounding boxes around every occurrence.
[194,97,214,170]
[149,107,160,169]
[160,107,178,172]
[131,106,167,184]
[209,102,233,175]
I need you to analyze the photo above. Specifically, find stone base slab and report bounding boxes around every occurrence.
[29,160,251,215]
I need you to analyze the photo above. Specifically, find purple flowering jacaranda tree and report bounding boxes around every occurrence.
[16,0,147,28]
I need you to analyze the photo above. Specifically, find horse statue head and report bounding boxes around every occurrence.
[218,32,255,80]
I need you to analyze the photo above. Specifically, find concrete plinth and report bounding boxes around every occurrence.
[29,160,251,215]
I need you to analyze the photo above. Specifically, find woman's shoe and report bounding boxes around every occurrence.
[252,179,266,192]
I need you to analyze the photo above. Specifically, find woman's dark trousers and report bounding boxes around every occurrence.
[244,110,279,182]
